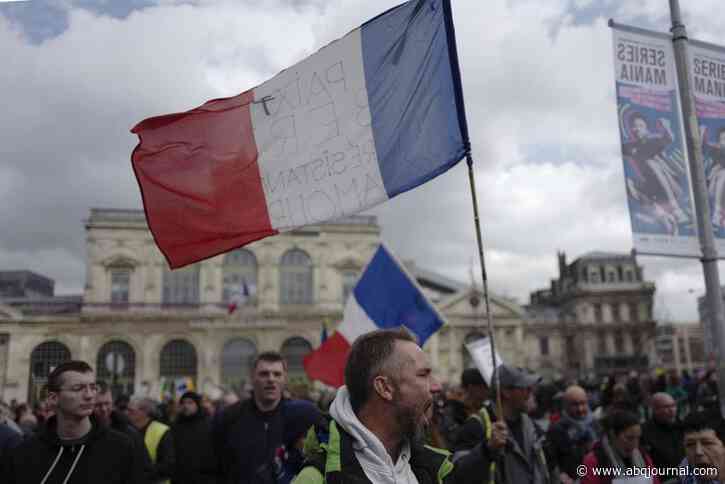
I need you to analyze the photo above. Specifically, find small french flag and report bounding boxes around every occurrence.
[303,244,445,387]
[227,279,250,315]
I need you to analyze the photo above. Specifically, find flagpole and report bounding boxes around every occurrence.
[669,0,725,419]
[466,154,503,416]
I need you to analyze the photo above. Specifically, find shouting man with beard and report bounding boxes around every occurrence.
[293,328,507,484]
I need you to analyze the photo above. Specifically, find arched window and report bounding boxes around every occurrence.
[221,338,257,395]
[223,249,257,304]
[29,341,71,404]
[280,337,312,378]
[463,332,486,370]
[160,339,198,384]
[96,340,136,396]
[280,249,313,304]
[162,264,200,306]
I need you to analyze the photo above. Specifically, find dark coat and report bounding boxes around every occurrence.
[0,415,147,484]
[546,417,596,478]
[108,411,154,482]
[212,398,287,484]
[300,419,494,484]
[0,422,22,460]
[640,417,685,471]
[171,410,217,484]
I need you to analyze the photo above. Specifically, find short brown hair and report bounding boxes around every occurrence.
[252,351,287,372]
[47,360,93,392]
[344,328,417,413]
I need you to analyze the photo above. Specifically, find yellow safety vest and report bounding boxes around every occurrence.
[469,407,496,484]
[145,420,171,484]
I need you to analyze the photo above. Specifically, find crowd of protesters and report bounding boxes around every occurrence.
[0,331,724,483]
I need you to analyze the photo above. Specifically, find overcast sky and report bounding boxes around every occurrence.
[1,0,724,322]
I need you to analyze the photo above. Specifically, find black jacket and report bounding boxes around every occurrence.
[0,422,22,460]
[108,411,155,482]
[171,410,217,484]
[640,417,685,471]
[546,418,595,478]
[0,415,147,484]
[301,419,493,484]
[212,398,289,484]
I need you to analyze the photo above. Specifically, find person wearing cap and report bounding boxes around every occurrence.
[448,368,493,457]
[488,364,558,484]
[170,391,217,484]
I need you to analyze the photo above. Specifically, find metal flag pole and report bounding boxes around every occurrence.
[466,154,503,416]
[669,0,725,418]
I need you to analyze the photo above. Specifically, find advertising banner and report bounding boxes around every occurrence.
[612,26,699,256]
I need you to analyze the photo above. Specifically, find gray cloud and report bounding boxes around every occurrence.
[1,0,723,324]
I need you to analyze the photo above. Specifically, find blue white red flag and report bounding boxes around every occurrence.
[303,244,445,387]
[227,279,250,314]
[131,0,469,268]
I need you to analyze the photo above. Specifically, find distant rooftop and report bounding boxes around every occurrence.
[404,261,466,294]
[86,208,378,228]
[575,251,631,261]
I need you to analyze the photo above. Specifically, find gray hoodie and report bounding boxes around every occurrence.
[329,386,420,484]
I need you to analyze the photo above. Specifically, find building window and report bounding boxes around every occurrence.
[581,268,588,282]
[341,271,358,305]
[597,333,607,354]
[223,249,257,304]
[280,249,313,304]
[221,338,257,395]
[162,264,200,305]
[160,339,198,384]
[600,267,606,283]
[591,270,600,283]
[96,340,135,396]
[614,333,625,353]
[608,272,615,283]
[29,341,71,404]
[539,337,550,356]
[613,303,622,323]
[617,266,624,281]
[630,303,640,322]
[110,269,131,305]
[632,332,642,352]
[593,303,603,323]
[280,337,312,378]
[690,338,704,362]
[625,270,634,282]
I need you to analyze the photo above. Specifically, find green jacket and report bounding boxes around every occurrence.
[293,420,491,484]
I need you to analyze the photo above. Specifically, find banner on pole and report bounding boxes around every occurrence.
[690,41,725,253]
[465,337,503,386]
[611,25,699,257]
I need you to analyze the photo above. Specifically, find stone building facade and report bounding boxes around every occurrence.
[526,251,658,380]
[0,208,532,403]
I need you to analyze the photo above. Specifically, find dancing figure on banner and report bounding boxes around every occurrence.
[622,110,689,234]
[702,126,725,228]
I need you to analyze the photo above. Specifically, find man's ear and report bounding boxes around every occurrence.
[373,375,395,402]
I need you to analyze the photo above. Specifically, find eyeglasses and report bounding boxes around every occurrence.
[60,383,99,394]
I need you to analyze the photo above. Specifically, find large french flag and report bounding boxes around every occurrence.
[131,0,469,269]
[303,244,445,387]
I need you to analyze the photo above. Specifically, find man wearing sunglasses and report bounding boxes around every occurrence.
[0,360,148,483]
